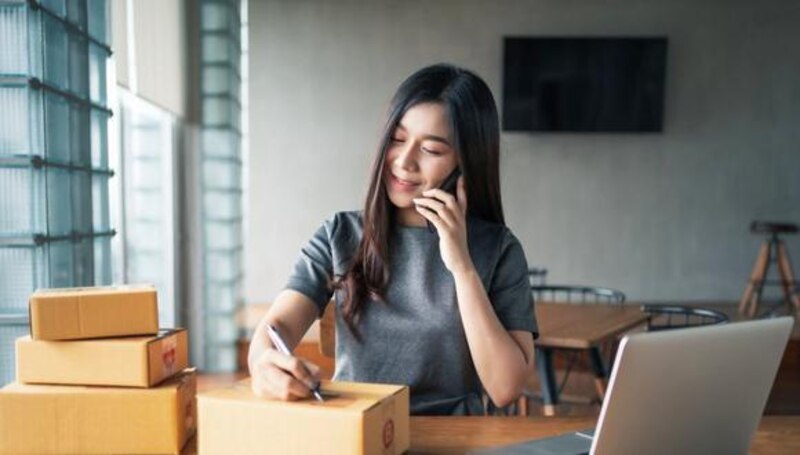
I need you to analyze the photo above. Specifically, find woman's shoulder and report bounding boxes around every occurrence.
[466,216,518,247]
[325,210,363,227]
[467,216,525,277]
[319,210,364,240]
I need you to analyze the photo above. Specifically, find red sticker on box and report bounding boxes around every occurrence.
[162,337,177,374]
[383,419,394,449]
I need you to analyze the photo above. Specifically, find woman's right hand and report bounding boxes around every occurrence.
[249,346,322,400]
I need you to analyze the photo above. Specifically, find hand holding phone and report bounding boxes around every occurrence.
[426,169,462,233]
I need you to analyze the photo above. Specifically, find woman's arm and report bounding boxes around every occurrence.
[248,289,322,400]
[452,269,534,407]
[413,177,535,407]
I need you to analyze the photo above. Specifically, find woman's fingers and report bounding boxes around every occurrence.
[267,365,313,399]
[415,203,447,231]
[412,197,456,227]
[250,348,321,400]
[252,363,310,400]
[456,176,468,215]
[422,188,460,213]
[266,349,319,389]
[303,361,322,385]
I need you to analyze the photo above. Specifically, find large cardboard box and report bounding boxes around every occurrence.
[198,379,410,455]
[29,285,159,340]
[0,369,196,455]
[16,329,188,387]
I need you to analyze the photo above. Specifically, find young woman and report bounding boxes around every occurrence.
[248,64,538,415]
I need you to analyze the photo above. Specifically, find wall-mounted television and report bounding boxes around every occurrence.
[502,37,667,132]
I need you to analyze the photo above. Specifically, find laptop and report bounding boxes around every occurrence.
[474,316,794,455]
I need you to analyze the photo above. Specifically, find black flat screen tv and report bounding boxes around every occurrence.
[502,37,667,132]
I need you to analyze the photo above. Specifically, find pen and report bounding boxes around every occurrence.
[266,324,324,402]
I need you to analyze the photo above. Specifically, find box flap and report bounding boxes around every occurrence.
[198,379,406,415]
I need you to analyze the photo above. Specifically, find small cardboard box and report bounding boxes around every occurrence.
[0,369,196,455]
[16,329,188,387]
[29,285,159,340]
[198,379,410,455]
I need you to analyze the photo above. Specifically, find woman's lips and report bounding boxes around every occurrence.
[388,173,421,193]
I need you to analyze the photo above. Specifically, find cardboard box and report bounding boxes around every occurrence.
[198,379,410,455]
[16,329,188,387]
[29,285,159,340]
[0,369,196,455]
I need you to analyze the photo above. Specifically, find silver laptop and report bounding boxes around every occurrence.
[474,316,794,455]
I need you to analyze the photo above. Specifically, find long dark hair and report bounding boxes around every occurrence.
[334,64,505,337]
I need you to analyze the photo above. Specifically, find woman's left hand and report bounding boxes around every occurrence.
[413,176,475,276]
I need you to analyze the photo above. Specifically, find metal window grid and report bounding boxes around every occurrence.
[0,0,112,384]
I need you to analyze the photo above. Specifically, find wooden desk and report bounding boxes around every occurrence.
[180,415,800,454]
[193,375,799,453]
[409,416,800,454]
[533,303,650,415]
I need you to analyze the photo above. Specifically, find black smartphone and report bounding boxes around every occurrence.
[426,168,462,233]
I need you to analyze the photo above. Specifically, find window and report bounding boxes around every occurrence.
[112,90,180,327]
[198,0,244,371]
[0,0,112,385]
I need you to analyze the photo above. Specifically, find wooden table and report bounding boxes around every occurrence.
[536,303,650,349]
[408,416,800,454]
[180,415,800,454]
[533,303,651,415]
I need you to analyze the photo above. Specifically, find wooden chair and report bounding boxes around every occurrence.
[319,302,335,358]
[641,304,729,331]
[528,285,626,415]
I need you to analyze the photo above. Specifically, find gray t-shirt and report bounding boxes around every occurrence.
[285,211,538,415]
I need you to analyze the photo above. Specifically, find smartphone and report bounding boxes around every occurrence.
[426,168,462,233]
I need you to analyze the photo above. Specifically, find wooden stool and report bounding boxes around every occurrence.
[739,221,800,319]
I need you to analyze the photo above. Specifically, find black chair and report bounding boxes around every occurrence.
[528,267,548,286]
[641,304,729,331]
[531,285,626,305]
[529,285,626,415]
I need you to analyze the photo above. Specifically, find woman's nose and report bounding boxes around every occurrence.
[393,141,418,170]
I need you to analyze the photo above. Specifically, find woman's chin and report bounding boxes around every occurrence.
[389,198,415,210]
[386,192,415,209]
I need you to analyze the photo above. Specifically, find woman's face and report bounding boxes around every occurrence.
[383,102,459,225]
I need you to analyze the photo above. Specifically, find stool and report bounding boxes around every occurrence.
[739,221,800,319]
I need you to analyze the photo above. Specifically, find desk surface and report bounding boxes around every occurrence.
[408,416,800,454]
[535,303,650,349]
[181,415,800,454]
[191,375,799,454]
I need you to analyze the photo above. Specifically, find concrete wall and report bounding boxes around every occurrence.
[246,0,800,304]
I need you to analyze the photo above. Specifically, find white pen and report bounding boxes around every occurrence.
[266,324,324,402]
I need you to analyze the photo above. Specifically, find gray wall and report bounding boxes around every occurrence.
[245,0,800,305]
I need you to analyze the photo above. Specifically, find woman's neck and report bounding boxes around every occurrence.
[395,207,427,227]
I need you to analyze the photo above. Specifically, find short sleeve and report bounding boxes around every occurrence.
[284,215,337,314]
[489,231,539,339]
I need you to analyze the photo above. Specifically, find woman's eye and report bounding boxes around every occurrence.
[391,137,405,143]
[422,147,443,156]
